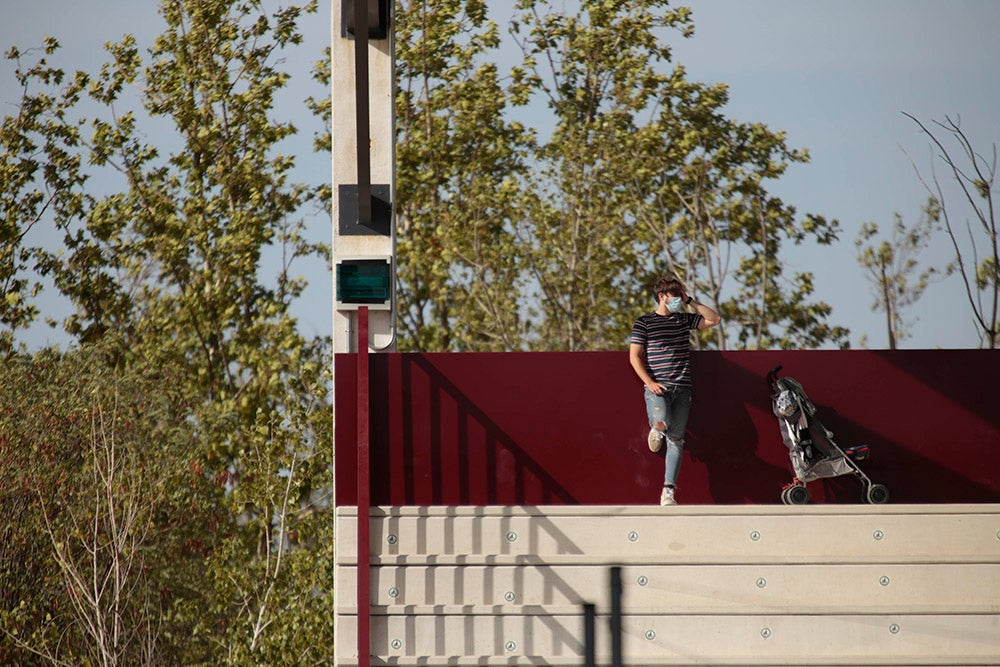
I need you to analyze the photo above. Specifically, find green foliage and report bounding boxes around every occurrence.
[395,0,849,351]
[395,0,534,351]
[855,198,945,348]
[306,45,333,209]
[510,0,692,350]
[2,0,333,663]
[0,37,83,358]
[0,342,224,665]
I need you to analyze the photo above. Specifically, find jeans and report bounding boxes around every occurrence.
[644,385,693,486]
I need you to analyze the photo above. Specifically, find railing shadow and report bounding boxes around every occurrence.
[371,354,578,506]
[336,349,1000,506]
[371,506,600,663]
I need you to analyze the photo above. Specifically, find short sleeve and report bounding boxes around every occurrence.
[631,318,648,345]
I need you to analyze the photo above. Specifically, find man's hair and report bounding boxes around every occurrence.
[653,277,684,300]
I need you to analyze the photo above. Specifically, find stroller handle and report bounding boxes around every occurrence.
[766,365,783,389]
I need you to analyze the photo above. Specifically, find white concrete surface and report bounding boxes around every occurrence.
[335,504,1000,666]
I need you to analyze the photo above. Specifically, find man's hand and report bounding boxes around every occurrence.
[646,382,668,395]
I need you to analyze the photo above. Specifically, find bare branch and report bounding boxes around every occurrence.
[903,111,998,347]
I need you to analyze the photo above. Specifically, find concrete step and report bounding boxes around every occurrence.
[334,505,1000,666]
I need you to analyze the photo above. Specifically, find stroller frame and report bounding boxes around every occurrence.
[767,365,889,505]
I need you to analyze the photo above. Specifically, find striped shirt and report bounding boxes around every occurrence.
[630,311,702,387]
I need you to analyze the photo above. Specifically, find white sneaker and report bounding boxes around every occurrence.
[660,486,676,506]
[647,428,665,452]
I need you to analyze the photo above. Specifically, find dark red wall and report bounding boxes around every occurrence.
[335,350,1000,506]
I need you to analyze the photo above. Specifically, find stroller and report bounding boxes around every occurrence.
[767,365,889,505]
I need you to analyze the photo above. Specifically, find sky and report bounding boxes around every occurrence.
[2,0,999,349]
[664,0,1000,349]
[1,0,333,348]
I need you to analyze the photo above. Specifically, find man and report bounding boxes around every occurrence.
[629,277,721,505]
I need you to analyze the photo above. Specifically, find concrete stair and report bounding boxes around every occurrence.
[335,504,1000,666]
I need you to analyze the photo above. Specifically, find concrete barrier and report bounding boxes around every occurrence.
[335,504,1000,666]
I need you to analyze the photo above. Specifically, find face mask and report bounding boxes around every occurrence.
[666,296,684,313]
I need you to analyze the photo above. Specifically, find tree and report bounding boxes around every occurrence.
[0,343,224,666]
[392,0,848,352]
[622,86,846,350]
[2,0,333,662]
[1,38,84,358]
[394,0,535,351]
[510,0,847,350]
[855,198,945,348]
[904,112,998,348]
[510,0,681,350]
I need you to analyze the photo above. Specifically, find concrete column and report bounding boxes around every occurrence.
[332,1,395,354]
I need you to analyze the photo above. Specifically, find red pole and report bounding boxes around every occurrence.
[356,306,370,667]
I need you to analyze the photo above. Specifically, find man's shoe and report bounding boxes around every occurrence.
[647,428,665,452]
[660,486,676,506]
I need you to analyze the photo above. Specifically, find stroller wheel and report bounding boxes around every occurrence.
[786,484,809,505]
[865,483,890,504]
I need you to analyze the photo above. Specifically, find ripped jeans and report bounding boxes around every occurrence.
[644,385,693,487]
